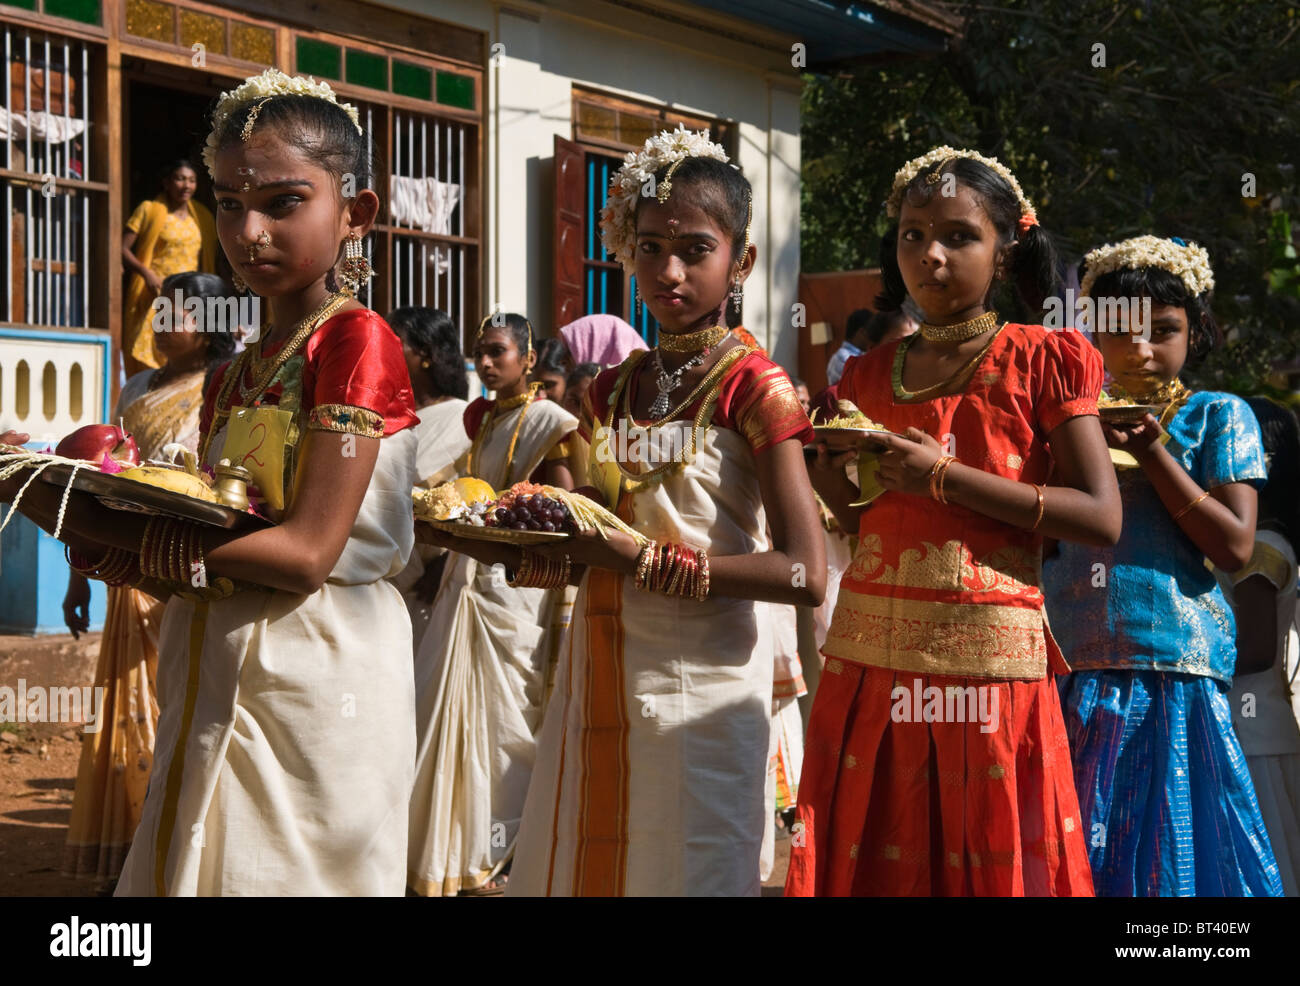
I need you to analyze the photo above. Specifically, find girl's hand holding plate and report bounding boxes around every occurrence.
[1102,413,1164,461]
[874,427,943,497]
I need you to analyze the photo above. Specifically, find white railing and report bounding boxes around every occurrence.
[391,107,468,328]
[0,331,109,442]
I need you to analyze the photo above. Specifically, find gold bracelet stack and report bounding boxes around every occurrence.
[508,551,571,590]
[65,545,138,587]
[139,515,206,585]
[1173,490,1211,521]
[633,542,710,600]
[929,455,957,503]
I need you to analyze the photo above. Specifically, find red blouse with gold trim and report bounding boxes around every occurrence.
[200,309,418,508]
[577,347,813,455]
[822,323,1101,681]
[202,308,418,436]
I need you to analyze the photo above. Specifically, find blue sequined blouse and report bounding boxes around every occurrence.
[1044,390,1267,683]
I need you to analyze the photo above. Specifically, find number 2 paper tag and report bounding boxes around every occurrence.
[222,405,293,511]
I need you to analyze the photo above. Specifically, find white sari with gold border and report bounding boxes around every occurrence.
[508,421,774,897]
[115,425,419,896]
[407,396,576,896]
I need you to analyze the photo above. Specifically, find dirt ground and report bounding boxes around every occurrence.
[0,631,105,897]
[1,631,790,897]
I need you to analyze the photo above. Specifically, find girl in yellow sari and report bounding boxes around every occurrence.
[61,272,236,886]
[121,159,217,374]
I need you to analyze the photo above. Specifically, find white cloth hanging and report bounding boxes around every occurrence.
[0,106,87,143]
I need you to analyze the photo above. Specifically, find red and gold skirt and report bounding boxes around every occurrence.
[785,661,1094,897]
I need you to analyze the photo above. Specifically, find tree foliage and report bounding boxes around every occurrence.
[801,0,1300,392]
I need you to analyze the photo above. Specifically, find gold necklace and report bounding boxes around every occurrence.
[603,345,752,492]
[240,292,350,402]
[893,324,1005,402]
[465,381,543,483]
[657,324,728,354]
[919,310,999,343]
[201,291,351,463]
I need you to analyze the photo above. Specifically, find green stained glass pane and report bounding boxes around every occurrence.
[345,49,386,90]
[47,0,101,22]
[297,38,341,80]
[1,0,39,11]
[392,60,432,101]
[436,71,474,111]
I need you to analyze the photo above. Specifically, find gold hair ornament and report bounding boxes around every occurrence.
[204,69,362,178]
[886,145,1034,221]
[599,125,731,272]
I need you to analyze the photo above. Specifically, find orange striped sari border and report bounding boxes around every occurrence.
[572,568,630,896]
[543,609,576,897]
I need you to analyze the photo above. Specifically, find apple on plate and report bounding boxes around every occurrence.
[55,424,141,468]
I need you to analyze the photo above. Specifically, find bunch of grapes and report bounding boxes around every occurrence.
[486,491,575,533]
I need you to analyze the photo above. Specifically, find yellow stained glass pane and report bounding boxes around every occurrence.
[577,102,617,144]
[179,9,226,56]
[125,0,174,43]
[618,111,655,150]
[231,22,275,65]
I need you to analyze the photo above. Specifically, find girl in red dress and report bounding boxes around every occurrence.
[786,147,1122,897]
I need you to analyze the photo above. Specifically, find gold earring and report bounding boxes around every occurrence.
[337,233,373,296]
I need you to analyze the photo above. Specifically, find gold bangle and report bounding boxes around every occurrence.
[1173,490,1211,521]
[695,549,710,602]
[154,519,172,580]
[142,517,165,579]
[137,519,156,579]
[634,540,657,590]
[664,545,686,596]
[507,552,533,588]
[935,456,957,505]
[167,524,181,582]
[929,455,955,502]
[1029,483,1045,531]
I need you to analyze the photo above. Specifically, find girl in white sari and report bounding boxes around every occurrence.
[425,134,826,895]
[408,313,577,896]
[385,306,471,645]
[5,72,421,895]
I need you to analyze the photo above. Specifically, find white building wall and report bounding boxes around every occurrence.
[378,0,803,368]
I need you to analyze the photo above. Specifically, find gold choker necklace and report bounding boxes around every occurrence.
[919,311,999,343]
[495,381,541,410]
[658,324,727,353]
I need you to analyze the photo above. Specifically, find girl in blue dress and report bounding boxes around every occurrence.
[1044,235,1282,896]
